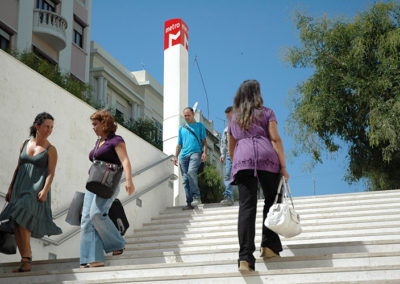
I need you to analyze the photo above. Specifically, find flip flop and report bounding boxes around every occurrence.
[112,248,124,256]
[83,262,104,268]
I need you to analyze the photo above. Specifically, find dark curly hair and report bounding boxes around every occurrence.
[90,110,117,134]
[29,112,54,137]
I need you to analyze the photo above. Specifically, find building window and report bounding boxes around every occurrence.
[36,0,56,25]
[0,28,11,51]
[73,21,84,48]
[36,0,56,11]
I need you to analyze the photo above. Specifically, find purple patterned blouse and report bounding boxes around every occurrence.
[89,133,124,166]
[228,107,281,183]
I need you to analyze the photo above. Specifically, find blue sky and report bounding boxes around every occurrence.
[91,0,377,196]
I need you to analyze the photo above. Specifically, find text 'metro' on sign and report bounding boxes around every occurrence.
[164,18,188,51]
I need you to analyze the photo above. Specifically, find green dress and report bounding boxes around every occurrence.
[0,140,62,238]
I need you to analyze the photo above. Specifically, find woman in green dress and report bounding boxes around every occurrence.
[0,112,62,272]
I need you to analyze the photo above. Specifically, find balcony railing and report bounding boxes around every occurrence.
[32,9,68,51]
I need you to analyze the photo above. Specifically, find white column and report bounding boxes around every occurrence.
[103,77,108,109]
[163,19,189,206]
[134,103,139,120]
[96,76,104,106]
[16,0,34,53]
[58,0,73,74]
[110,93,116,111]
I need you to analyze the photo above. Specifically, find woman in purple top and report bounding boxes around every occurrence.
[228,80,289,272]
[80,110,135,268]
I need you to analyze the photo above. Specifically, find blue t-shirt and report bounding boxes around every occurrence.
[178,122,206,158]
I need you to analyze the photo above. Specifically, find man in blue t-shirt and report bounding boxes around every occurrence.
[173,107,207,210]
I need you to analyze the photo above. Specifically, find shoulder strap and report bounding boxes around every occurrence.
[93,139,101,159]
[184,125,202,147]
[21,139,30,154]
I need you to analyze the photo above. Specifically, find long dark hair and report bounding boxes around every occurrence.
[233,80,263,130]
[29,112,54,137]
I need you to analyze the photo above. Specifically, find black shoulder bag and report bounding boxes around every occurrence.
[184,125,205,174]
[86,139,123,198]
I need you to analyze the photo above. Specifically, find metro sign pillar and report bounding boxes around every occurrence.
[163,19,189,206]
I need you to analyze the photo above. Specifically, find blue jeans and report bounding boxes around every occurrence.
[80,186,125,264]
[223,155,234,200]
[179,152,202,204]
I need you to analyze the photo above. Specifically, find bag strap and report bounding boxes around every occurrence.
[184,125,203,148]
[283,179,296,209]
[273,176,296,209]
[273,177,285,204]
[93,139,101,160]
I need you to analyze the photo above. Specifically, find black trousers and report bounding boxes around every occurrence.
[236,170,282,265]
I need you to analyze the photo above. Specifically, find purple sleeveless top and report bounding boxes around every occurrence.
[89,133,124,166]
[228,107,281,184]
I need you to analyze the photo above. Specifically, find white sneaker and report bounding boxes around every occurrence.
[191,197,202,207]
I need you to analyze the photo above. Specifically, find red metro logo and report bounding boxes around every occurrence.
[164,18,189,51]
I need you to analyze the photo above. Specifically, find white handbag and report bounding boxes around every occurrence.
[264,177,302,238]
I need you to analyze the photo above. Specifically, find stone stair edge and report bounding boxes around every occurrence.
[126,232,400,251]
[2,251,399,279]
[17,264,400,284]
[130,217,400,237]
[125,222,400,244]
[156,199,400,219]
[2,239,399,269]
[127,224,400,244]
[153,204,400,221]
[162,189,400,212]
[141,209,400,227]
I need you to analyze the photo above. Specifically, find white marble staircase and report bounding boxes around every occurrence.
[1,189,400,283]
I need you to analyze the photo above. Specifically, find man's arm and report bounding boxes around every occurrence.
[219,128,227,163]
[201,139,207,162]
[173,144,182,166]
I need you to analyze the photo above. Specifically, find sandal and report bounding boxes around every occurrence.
[13,256,32,273]
[112,248,124,256]
[83,262,104,268]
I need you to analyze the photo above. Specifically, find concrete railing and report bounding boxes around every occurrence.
[32,9,67,50]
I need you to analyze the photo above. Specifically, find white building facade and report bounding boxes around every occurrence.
[89,41,163,137]
[0,0,92,83]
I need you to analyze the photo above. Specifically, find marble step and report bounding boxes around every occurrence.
[137,208,400,231]
[144,206,400,227]
[1,252,399,283]
[57,265,400,284]
[123,233,400,255]
[161,190,400,214]
[133,214,400,234]
[158,196,400,219]
[127,219,400,243]
[1,239,398,274]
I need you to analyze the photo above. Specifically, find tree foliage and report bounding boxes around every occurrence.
[109,110,163,150]
[284,2,400,191]
[13,51,91,102]
[198,163,224,203]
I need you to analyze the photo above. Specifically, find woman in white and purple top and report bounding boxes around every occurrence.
[228,80,289,272]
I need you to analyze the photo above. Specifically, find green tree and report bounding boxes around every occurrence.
[108,109,163,150]
[127,118,163,150]
[13,51,90,101]
[284,1,400,191]
[198,163,224,203]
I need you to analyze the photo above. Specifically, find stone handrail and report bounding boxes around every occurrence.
[0,155,174,219]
